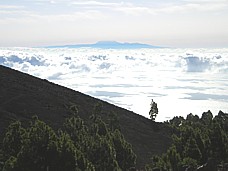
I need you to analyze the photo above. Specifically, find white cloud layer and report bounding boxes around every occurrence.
[1,47,228,121]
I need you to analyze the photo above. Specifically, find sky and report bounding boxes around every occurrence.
[0,0,228,47]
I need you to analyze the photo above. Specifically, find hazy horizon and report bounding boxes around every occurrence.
[1,0,228,48]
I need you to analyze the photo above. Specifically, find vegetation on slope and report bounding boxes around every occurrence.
[145,110,228,171]
[0,65,172,168]
[1,65,228,170]
[0,104,136,171]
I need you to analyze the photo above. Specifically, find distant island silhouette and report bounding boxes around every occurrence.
[44,41,163,49]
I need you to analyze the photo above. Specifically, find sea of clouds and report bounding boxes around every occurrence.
[1,47,228,121]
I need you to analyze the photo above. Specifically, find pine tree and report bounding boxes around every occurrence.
[149,99,158,121]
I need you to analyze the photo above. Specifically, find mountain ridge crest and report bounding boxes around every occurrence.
[44,41,162,49]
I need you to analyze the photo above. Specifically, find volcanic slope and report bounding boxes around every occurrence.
[0,65,171,168]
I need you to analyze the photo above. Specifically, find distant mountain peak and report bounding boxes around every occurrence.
[45,41,162,49]
[96,41,119,44]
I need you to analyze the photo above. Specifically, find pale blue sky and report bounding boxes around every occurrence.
[1,0,228,47]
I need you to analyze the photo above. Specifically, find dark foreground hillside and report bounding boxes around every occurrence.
[0,65,172,168]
